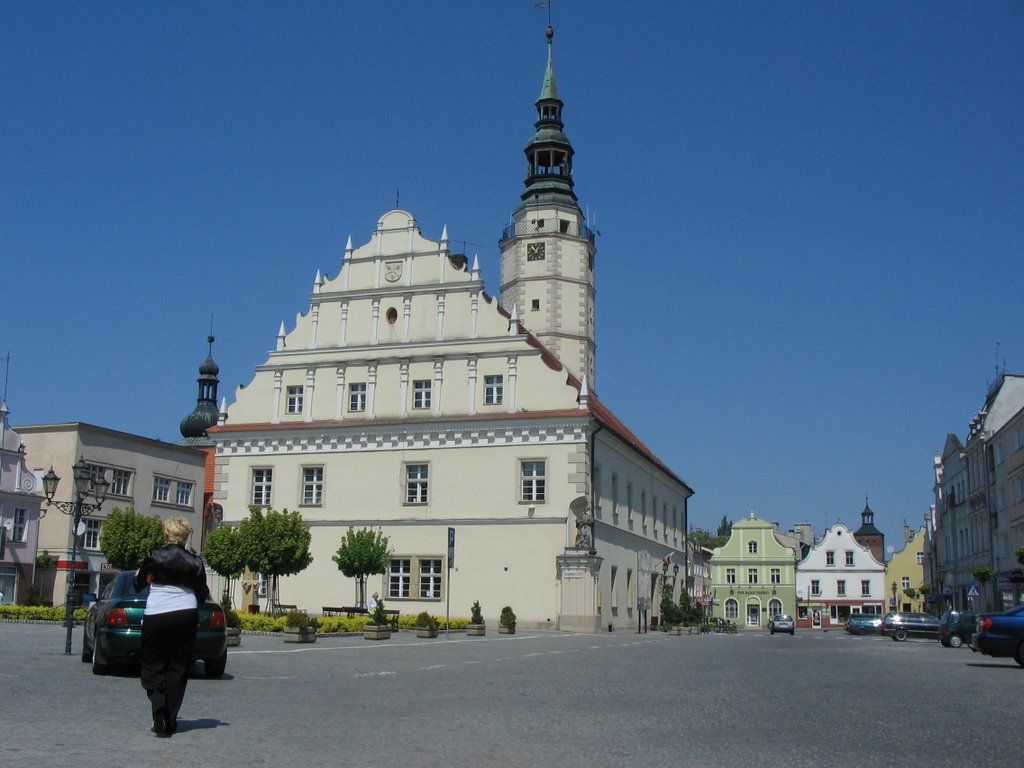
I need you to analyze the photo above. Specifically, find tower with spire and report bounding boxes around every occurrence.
[853,498,885,564]
[499,24,598,389]
[178,336,221,445]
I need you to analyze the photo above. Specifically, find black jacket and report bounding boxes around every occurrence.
[134,544,210,603]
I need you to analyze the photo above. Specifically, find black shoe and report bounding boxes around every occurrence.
[166,716,177,736]
[151,709,169,736]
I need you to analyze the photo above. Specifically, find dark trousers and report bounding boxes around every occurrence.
[140,609,198,726]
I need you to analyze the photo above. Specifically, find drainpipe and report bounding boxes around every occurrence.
[588,419,603,556]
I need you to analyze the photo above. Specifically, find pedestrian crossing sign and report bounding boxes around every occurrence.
[967,584,980,597]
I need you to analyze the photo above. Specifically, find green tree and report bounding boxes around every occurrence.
[715,515,733,542]
[688,528,716,549]
[332,527,391,609]
[99,507,164,571]
[204,525,245,605]
[237,507,313,611]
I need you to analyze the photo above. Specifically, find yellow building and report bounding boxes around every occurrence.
[886,526,927,613]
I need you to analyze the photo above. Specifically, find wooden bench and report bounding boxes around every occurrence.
[273,603,299,614]
[321,605,400,629]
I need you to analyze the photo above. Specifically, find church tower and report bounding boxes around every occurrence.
[854,499,885,565]
[499,25,597,388]
[178,335,221,445]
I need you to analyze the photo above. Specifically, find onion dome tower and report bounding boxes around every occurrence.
[178,336,221,445]
[853,498,885,564]
[499,24,598,388]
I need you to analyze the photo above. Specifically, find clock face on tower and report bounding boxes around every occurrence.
[527,241,546,261]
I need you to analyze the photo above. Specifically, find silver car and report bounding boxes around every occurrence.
[768,614,795,635]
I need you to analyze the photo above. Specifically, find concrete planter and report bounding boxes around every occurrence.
[283,627,317,644]
[226,627,242,647]
[498,624,516,635]
[466,623,486,637]
[363,624,392,640]
[415,627,438,639]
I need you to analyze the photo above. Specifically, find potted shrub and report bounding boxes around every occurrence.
[415,611,438,639]
[222,591,242,647]
[283,610,317,643]
[363,599,392,640]
[467,600,486,636]
[499,605,517,635]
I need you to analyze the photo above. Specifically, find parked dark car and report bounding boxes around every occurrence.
[768,614,795,635]
[881,612,940,641]
[845,614,882,635]
[938,610,978,648]
[82,570,227,677]
[972,605,1024,666]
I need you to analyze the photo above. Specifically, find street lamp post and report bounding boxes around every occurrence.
[42,456,109,655]
[891,581,898,612]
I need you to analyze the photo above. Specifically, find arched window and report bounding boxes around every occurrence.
[748,540,758,554]
[769,598,783,618]
[725,598,738,619]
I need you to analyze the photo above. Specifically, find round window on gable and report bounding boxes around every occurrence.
[386,307,398,324]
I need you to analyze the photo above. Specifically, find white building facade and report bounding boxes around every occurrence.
[209,28,693,630]
[796,522,886,629]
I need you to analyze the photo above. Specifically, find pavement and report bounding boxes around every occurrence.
[1,621,1022,768]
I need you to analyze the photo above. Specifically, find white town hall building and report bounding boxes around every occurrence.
[209,26,693,631]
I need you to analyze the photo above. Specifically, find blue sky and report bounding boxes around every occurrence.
[3,2,1022,549]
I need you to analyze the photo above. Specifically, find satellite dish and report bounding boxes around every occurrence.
[886,545,895,555]
[75,521,87,536]
[1,519,12,531]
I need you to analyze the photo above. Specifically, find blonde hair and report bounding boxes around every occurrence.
[163,516,191,545]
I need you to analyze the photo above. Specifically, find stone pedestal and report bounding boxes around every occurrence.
[556,549,603,633]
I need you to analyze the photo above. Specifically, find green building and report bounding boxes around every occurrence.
[710,513,798,627]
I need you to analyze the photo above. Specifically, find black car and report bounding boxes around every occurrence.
[938,610,978,648]
[881,612,940,641]
[972,605,1024,666]
[82,570,228,677]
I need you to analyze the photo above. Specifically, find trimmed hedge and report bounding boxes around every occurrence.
[0,603,470,633]
[0,605,88,622]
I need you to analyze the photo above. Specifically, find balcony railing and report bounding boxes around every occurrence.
[500,217,597,244]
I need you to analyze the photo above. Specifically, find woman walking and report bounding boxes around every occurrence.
[134,515,210,736]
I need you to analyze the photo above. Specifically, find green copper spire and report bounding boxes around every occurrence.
[539,25,559,101]
[518,25,577,209]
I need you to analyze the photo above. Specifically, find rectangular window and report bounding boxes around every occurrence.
[916,552,924,565]
[412,379,431,410]
[640,490,647,532]
[726,568,736,584]
[811,580,821,597]
[484,375,503,405]
[521,461,546,503]
[175,481,193,507]
[825,550,835,567]
[252,468,273,506]
[419,559,442,599]
[861,580,871,597]
[12,508,28,543]
[626,483,634,523]
[388,558,412,598]
[837,580,847,597]
[771,568,781,585]
[83,519,102,550]
[110,469,132,497]
[152,477,171,503]
[286,385,304,414]
[845,550,854,566]
[747,568,758,585]
[302,467,324,506]
[610,474,618,520]
[405,464,429,504]
[901,576,910,590]
[652,495,658,536]
[349,383,367,412]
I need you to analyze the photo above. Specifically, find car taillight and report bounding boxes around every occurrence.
[107,608,129,627]
[209,610,226,630]
[977,616,992,633]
